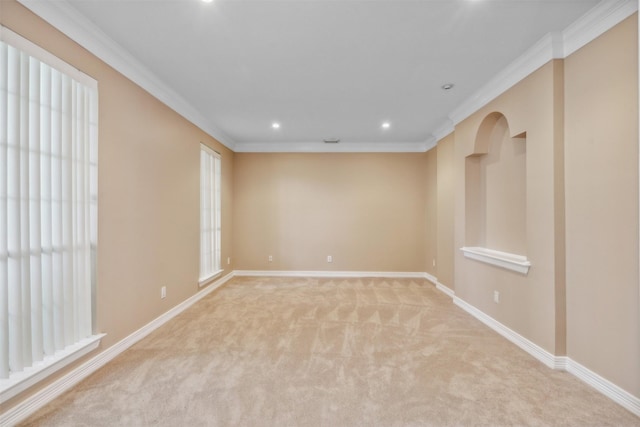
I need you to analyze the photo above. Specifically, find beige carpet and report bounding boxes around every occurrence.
[21,277,639,426]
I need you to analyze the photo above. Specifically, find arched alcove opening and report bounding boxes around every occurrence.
[463,112,529,273]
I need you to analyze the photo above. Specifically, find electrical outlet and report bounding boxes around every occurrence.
[268,255,273,262]
[327,255,333,263]
[493,290,500,304]
[227,257,231,265]
[432,259,436,267]
[161,286,166,299]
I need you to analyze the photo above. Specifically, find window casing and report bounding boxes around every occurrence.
[199,144,221,285]
[0,26,102,403]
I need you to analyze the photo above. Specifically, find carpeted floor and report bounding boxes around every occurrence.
[21,277,640,426]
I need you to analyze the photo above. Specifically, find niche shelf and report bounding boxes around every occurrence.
[460,246,531,275]
[464,111,529,274]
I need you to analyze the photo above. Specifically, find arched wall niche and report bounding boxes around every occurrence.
[463,111,530,274]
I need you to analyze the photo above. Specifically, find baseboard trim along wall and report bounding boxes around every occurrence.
[452,296,560,370]
[0,271,235,427]
[234,270,428,279]
[3,270,638,424]
[425,274,640,418]
[423,272,456,298]
[565,357,640,417]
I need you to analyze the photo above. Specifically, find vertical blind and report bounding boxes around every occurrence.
[0,29,98,382]
[199,145,221,284]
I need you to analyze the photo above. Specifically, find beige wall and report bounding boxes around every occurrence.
[464,114,527,254]
[2,0,234,409]
[424,148,438,276]
[3,0,639,413]
[444,13,639,399]
[453,59,564,355]
[436,134,455,290]
[564,15,639,396]
[233,153,429,272]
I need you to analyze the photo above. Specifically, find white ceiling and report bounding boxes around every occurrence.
[23,0,620,151]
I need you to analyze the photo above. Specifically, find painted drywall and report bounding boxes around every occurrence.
[425,148,438,276]
[465,114,527,254]
[3,0,639,415]
[1,0,234,409]
[446,13,639,400]
[453,59,564,356]
[564,14,639,397]
[436,134,455,290]
[551,58,567,358]
[233,153,429,272]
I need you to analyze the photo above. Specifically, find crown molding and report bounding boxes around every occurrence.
[17,0,637,154]
[563,0,639,57]
[426,118,455,151]
[448,31,563,126]
[423,136,438,152]
[16,0,236,151]
[433,0,637,147]
[234,141,429,153]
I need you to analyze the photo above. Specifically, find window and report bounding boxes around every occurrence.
[199,144,221,285]
[0,27,102,402]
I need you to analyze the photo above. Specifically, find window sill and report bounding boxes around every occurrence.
[199,270,224,288]
[460,246,531,275]
[0,333,105,404]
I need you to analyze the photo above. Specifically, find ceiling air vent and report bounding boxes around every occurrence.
[323,138,340,144]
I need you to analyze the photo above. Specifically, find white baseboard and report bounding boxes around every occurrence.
[566,358,640,417]
[423,271,438,284]
[422,272,456,299]
[233,270,428,279]
[0,271,235,427]
[435,283,455,298]
[3,270,638,422]
[451,295,640,418]
[555,356,569,371]
[452,296,559,370]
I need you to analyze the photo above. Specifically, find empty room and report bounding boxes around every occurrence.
[1,0,639,425]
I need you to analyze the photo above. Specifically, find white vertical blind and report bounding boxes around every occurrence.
[199,145,221,284]
[0,27,98,385]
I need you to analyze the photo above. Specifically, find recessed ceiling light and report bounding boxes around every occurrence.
[202,0,213,3]
[382,122,391,129]
[272,122,280,129]
[441,83,455,90]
